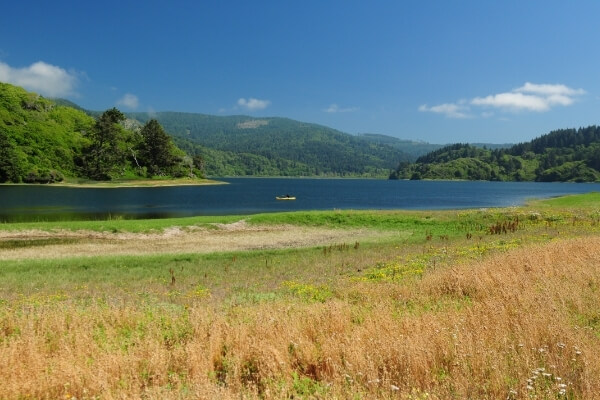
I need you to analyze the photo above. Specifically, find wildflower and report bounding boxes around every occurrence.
[527,385,534,391]
[557,342,566,349]
[391,385,400,391]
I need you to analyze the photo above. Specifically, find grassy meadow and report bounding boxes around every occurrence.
[1,193,600,399]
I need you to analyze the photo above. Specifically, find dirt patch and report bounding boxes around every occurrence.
[0,223,391,260]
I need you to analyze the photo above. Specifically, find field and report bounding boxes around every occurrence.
[1,193,600,399]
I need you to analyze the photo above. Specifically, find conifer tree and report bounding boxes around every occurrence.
[138,119,176,176]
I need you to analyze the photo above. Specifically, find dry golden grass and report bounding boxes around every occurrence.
[1,235,600,399]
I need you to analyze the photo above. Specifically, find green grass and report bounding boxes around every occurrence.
[0,244,368,307]
[528,191,600,209]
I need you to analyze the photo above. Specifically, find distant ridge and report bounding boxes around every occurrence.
[127,112,413,177]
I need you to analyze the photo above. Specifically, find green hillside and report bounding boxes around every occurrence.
[0,82,95,182]
[129,112,411,177]
[390,126,600,182]
[357,133,512,159]
[357,133,443,158]
[0,83,201,183]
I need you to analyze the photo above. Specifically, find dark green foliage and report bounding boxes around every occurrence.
[81,108,129,180]
[391,127,600,182]
[137,119,178,176]
[0,128,24,182]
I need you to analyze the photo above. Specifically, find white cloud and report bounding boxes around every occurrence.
[238,97,270,111]
[324,103,359,113]
[0,60,78,97]
[471,92,550,111]
[515,82,585,97]
[418,103,470,119]
[116,93,139,109]
[420,82,585,118]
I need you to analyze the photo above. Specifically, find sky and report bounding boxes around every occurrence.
[1,0,599,144]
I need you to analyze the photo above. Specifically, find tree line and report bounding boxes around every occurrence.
[78,108,199,181]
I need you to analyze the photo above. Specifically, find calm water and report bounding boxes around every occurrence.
[1,178,599,222]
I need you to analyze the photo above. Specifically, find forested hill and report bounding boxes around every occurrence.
[390,126,600,182]
[0,82,201,183]
[128,112,412,177]
[356,133,443,159]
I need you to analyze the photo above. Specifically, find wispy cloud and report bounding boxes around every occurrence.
[420,82,585,118]
[238,97,270,111]
[116,93,139,109]
[324,103,359,113]
[0,60,78,97]
[418,103,470,119]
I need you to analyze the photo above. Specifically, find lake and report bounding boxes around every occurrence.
[1,178,599,222]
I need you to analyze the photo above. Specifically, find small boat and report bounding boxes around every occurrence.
[276,195,296,200]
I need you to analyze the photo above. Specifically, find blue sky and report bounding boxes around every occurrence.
[1,0,599,143]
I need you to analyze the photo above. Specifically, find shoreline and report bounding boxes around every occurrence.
[0,178,227,188]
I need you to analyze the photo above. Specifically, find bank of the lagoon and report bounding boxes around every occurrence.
[0,177,224,188]
[1,178,600,222]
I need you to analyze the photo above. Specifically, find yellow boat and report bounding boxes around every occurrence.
[276,195,296,200]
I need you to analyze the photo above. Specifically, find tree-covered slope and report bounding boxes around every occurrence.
[129,112,411,177]
[0,82,95,182]
[0,83,201,183]
[357,133,443,158]
[357,133,512,159]
[390,127,600,182]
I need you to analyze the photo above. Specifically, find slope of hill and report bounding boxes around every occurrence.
[129,112,412,177]
[0,82,95,182]
[358,133,513,158]
[357,133,443,158]
[390,126,600,182]
[0,83,200,183]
